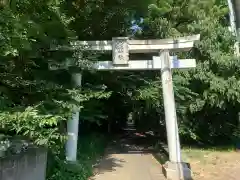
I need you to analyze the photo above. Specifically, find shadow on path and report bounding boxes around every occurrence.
[91,130,167,180]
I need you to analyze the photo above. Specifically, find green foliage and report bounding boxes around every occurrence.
[47,133,107,180]
[0,106,65,146]
[132,0,240,143]
[0,0,111,150]
[62,0,154,40]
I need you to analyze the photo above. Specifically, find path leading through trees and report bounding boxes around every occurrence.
[90,130,166,180]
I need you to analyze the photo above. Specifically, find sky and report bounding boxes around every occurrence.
[130,18,143,34]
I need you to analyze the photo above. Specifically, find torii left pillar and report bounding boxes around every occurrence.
[66,73,82,162]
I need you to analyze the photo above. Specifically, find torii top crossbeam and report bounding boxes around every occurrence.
[70,34,200,52]
[51,34,200,70]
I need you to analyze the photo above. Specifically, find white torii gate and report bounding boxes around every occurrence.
[51,34,200,180]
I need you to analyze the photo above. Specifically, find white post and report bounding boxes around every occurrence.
[227,0,240,56]
[66,73,82,162]
[228,0,237,36]
[160,50,181,162]
[232,0,240,32]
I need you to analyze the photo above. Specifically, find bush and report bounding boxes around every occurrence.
[47,133,107,180]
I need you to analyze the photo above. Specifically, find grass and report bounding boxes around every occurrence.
[153,141,240,180]
[182,146,240,180]
[47,133,108,180]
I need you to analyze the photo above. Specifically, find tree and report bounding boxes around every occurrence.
[0,0,111,148]
[132,0,240,144]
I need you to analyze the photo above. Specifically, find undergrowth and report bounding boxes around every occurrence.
[47,133,107,180]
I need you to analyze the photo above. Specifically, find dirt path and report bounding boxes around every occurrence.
[90,132,166,180]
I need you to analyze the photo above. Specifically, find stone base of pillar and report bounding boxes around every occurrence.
[162,161,192,180]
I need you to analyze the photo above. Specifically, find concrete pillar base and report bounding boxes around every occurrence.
[162,161,192,180]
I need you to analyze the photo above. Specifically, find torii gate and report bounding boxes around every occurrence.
[50,34,200,180]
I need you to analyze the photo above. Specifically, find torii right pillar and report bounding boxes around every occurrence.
[160,50,192,180]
